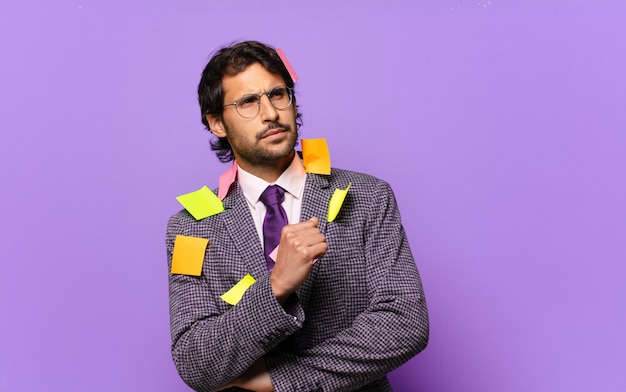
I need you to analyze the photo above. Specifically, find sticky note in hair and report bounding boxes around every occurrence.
[302,138,331,175]
[276,48,299,83]
[176,186,224,220]
[171,235,209,276]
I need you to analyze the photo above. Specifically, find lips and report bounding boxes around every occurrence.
[261,128,286,139]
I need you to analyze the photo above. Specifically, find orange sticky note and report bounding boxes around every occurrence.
[171,235,209,276]
[218,161,238,200]
[276,48,299,83]
[220,274,257,305]
[327,182,352,222]
[302,138,331,175]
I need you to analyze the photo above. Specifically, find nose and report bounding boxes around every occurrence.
[259,94,278,123]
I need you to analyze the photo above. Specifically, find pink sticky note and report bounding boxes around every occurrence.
[269,246,279,262]
[218,161,238,200]
[276,48,299,83]
[269,245,317,264]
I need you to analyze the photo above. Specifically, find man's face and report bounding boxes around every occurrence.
[207,62,298,170]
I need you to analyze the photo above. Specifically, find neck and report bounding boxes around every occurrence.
[237,150,295,183]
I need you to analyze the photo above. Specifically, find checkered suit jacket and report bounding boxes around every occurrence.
[166,167,429,392]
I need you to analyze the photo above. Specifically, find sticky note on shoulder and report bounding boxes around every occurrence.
[218,161,238,200]
[327,182,352,222]
[220,274,257,305]
[302,138,331,175]
[171,235,209,276]
[176,186,224,220]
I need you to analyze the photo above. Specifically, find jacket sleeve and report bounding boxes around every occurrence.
[166,214,305,392]
[265,180,429,392]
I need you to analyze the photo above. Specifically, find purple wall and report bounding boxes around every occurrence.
[1,1,625,391]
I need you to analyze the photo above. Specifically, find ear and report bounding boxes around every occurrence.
[206,114,227,138]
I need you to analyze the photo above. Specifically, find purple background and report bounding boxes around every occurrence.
[1,1,625,391]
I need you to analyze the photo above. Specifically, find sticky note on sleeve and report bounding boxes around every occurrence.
[171,235,209,276]
[327,182,352,222]
[220,274,257,305]
[176,186,224,220]
[302,138,331,175]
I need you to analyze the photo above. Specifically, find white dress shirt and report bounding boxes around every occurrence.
[237,154,307,251]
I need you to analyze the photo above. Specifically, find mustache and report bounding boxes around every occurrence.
[256,122,292,139]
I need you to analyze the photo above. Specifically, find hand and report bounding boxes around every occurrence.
[217,358,273,392]
[270,217,328,304]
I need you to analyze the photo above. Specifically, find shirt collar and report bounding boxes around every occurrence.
[237,153,306,207]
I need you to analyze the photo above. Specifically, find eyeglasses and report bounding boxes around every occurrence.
[224,86,293,118]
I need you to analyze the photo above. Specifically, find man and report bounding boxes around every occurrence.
[166,40,428,392]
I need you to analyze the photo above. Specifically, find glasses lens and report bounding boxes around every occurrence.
[235,95,260,118]
[269,87,292,110]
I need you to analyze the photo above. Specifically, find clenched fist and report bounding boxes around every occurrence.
[270,217,328,304]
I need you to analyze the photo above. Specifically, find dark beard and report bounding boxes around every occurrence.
[248,124,298,165]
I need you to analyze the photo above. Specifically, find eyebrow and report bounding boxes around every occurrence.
[230,85,286,103]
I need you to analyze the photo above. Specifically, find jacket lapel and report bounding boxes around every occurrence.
[220,183,268,278]
[296,173,332,307]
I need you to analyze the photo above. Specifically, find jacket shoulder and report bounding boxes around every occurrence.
[166,186,222,238]
[327,167,390,189]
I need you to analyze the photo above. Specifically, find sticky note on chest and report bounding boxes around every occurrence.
[171,235,209,276]
[327,182,352,222]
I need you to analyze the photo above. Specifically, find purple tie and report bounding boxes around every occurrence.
[259,185,288,269]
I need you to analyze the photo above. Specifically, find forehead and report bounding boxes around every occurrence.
[222,63,286,101]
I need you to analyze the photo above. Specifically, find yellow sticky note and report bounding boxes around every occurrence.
[302,138,331,175]
[176,186,224,220]
[171,235,209,276]
[327,182,352,222]
[220,274,257,305]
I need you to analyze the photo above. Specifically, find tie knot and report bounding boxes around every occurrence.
[259,185,285,207]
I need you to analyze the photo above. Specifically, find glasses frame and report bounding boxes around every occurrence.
[223,85,294,119]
